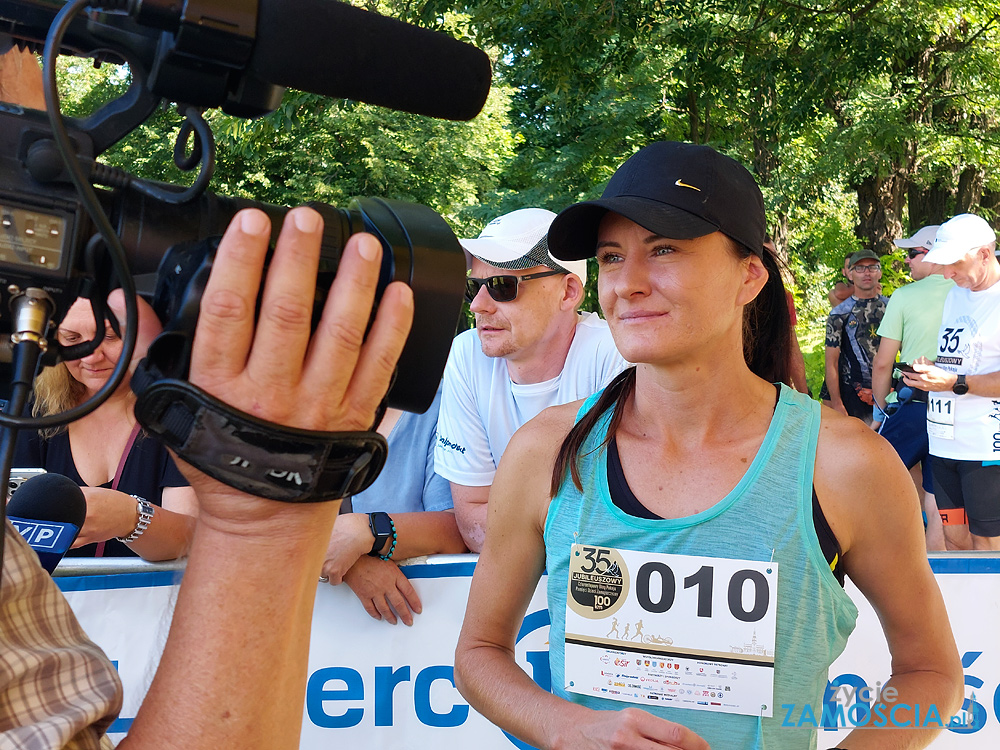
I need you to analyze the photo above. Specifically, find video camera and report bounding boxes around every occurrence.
[0,0,491,501]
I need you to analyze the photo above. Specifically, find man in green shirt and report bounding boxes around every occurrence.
[872,225,969,550]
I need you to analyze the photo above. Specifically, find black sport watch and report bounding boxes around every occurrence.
[368,512,393,557]
[952,374,969,395]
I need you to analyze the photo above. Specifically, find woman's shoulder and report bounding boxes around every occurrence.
[491,400,585,534]
[816,406,903,483]
[814,405,915,552]
[816,405,885,452]
[506,400,584,458]
[495,400,584,491]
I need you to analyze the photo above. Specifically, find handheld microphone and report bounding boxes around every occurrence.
[7,472,86,573]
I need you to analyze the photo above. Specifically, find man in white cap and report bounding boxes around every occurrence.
[435,208,627,551]
[903,213,1000,550]
[871,225,967,550]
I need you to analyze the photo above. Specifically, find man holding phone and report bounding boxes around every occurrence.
[903,214,1000,552]
[870,225,961,550]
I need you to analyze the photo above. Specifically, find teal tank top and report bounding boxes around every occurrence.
[545,385,858,749]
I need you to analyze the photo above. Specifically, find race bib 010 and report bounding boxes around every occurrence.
[564,544,778,717]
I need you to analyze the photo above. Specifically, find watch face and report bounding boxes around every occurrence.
[370,512,393,537]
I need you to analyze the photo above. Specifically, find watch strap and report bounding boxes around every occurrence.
[117,496,154,543]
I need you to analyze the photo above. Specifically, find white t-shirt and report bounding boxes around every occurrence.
[927,279,1000,461]
[435,311,628,486]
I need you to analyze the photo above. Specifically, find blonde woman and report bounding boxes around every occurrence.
[14,290,197,560]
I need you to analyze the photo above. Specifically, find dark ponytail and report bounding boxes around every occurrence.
[741,240,792,386]
[550,366,635,496]
[549,238,792,497]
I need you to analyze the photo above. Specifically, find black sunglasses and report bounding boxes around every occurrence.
[465,270,564,303]
[906,248,928,259]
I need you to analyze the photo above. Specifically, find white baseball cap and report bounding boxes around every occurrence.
[460,208,588,282]
[925,214,997,265]
[893,225,939,251]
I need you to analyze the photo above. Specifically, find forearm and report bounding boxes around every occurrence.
[871,345,898,408]
[836,669,963,749]
[967,369,1000,398]
[905,365,1000,397]
[825,350,844,404]
[120,500,339,750]
[388,511,467,559]
[126,504,196,562]
[455,642,586,750]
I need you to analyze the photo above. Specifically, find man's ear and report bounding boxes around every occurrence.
[561,273,585,310]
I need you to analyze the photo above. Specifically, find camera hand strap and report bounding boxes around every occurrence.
[133,378,387,503]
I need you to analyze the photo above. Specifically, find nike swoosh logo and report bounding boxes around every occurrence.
[674,179,701,191]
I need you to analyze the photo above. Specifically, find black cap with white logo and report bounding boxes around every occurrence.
[548,141,766,261]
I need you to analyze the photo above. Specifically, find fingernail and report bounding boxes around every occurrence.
[358,234,380,262]
[240,209,269,235]
[294,207,321,233]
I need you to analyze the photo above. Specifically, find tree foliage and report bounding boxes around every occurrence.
[50,0,1000,327]
[425,0,1000,324]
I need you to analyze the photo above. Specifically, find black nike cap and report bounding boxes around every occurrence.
[548,141,766,261]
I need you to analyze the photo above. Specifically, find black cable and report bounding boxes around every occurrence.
[87,107,216,204]
[0,340,46,593]
[0,0,138,433]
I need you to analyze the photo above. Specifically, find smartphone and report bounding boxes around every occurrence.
[7,468,46,499]
[895,362,917,374]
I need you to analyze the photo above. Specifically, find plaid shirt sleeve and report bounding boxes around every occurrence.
[0,522,122,749]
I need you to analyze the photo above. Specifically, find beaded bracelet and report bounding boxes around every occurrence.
[379,517,397,561]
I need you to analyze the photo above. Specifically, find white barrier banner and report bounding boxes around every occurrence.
[56,556,1000,748]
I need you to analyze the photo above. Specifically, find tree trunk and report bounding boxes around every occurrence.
[955,166,985,214]
[907,179,953,228]
[981,188,1000,218]
[855,172,906,255]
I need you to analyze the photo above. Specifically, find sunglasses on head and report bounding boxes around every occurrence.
[465,269,564,303]
[906,248,928,259]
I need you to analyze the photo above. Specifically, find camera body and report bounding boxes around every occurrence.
[0,0,485,414]
[0,104,93,341]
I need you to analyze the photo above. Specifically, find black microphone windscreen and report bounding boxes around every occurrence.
[248,0,492,121]
[8,472,87,529]
[7,472,87,574]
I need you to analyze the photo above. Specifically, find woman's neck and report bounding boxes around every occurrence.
[72,387,136,430]
[626,358,776,446]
